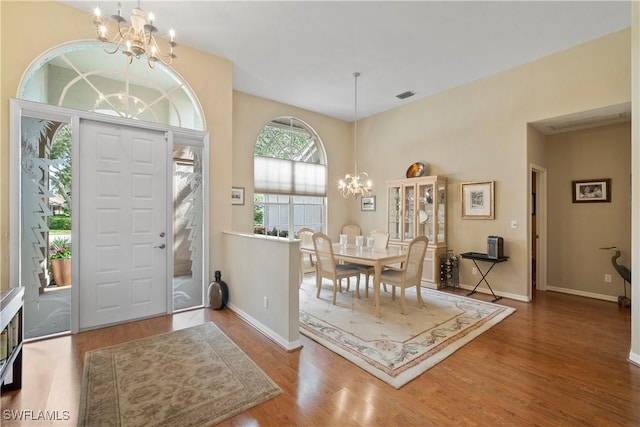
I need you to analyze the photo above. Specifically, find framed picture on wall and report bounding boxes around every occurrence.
[572,178,611,203]
[231,187,245,205]
[361,196,376,211]
[461,181,495,219]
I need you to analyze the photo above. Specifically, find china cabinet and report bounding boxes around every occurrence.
[387,176,447,288]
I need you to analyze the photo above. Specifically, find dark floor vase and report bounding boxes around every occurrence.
[208,270,229,310]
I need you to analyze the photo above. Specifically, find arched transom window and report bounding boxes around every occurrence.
[18,41,204,130]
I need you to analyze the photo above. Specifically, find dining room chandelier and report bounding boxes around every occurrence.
[338,72,373,198]
[92,1,176,68]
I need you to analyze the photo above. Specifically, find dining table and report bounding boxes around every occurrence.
[301,242,408,316]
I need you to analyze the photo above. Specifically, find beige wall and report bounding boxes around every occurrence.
[0,1,233,288]
[348,29,631,300]
[547,123,631,298]
[232,29,630,301]
[223,232,301,350]
[527,125,548,169]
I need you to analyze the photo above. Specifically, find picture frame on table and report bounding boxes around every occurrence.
[361,196,376,211]
[461,181,495,219]
[231,187,245,205]
[572,178,611,203]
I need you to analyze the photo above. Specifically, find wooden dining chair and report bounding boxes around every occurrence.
[361,230,391,296]
[297,227,316,286]
[379,236,428,314]
[341,224,361,246]
[312,232,362,304]
[339,224,362,291]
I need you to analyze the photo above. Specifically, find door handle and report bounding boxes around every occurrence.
[154,244,166,249]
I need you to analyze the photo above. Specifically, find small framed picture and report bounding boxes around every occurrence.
[361,196,376,211]
[461,181,495,219]
[231,187,245,205]
[572,179,611,203]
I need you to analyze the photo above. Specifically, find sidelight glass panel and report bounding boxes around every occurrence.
[20,117,72,339]
[172,145,204,311]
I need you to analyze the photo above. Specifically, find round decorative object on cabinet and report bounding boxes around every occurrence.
[406,162,427,178]
[208,270,229,310]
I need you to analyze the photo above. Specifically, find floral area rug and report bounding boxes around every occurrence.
[78,322,281,426]
[299,277,515,389]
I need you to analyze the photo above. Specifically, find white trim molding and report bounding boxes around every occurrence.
[227,302,302,352]
[545,285,619,303]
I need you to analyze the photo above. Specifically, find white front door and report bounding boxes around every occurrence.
[79,120,168,329]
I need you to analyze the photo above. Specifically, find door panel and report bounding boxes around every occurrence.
[79,120,168,329]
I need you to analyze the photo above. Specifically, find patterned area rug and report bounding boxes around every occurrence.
[299,278,515,389]
[78,322,281,426]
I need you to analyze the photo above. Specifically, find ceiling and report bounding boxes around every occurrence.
[61,1,631,122]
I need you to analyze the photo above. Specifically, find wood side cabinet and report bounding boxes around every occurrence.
[387,176,447,289]
[1,287,24,391]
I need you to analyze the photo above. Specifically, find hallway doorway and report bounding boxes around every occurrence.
[530,164,548,299]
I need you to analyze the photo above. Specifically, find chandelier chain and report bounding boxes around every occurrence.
[338,71,372,198]
[354,71,359,175]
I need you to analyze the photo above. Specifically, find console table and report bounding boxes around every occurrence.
[1,287,24,391]
[460,252,509,302]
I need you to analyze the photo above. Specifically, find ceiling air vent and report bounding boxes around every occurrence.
[396,91,415,100]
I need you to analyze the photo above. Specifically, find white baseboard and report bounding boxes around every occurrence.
[629,351,640,367]
[226,302,302,351]
[451,284,619,304]
[457,283,530,302]
[545,286,618,302]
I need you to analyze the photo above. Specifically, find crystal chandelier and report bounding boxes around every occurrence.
[92,1,176,68]
[338,72,373,198]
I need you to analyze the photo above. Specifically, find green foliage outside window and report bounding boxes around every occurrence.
[50,125,72,209]
[49,215,71,230]
[254,122,315,161]
[254,194,264,224]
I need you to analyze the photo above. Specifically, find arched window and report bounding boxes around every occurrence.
[253,117,327,237]
[19,41,204,130]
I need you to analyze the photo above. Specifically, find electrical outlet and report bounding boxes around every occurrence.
[604,274,612,283]
[472,267,478,275]
[263,296,269,309]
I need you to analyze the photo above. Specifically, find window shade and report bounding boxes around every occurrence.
[254,156,326,196]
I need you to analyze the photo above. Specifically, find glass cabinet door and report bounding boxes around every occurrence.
[403,184,415,241]
[388,177,446,247]
[387,185,402,240]
[417,183,434,242]
[437,180,446,244]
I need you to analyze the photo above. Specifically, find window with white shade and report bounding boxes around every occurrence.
[254,117,326,237]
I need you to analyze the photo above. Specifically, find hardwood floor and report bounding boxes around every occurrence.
[2,289,639,426]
